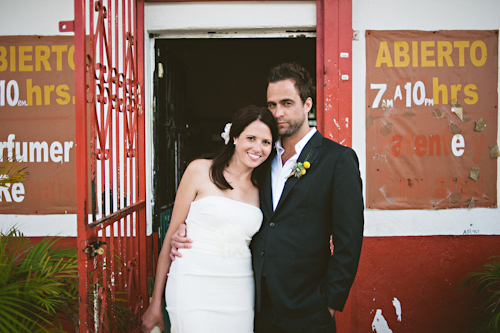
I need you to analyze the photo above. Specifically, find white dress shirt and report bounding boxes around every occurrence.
[271,127,317,211]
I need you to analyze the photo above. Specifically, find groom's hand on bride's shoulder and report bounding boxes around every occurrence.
[170,223,193,261]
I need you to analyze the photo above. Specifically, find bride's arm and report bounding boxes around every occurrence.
[141,160,204,332]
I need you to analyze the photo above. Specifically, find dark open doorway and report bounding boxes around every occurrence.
[152,36,316,228]
[152,36,315,332]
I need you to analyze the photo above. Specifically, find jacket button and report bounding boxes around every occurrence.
[261,251,265,256]
[270,222,276,228]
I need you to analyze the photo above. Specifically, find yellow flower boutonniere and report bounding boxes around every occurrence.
[287,148,317,179]
[288,160,311,179]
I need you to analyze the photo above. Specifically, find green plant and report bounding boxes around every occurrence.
[0,227,79,332]
[0,159,140,332]
[0,154,29,187]
[458,256,500,333]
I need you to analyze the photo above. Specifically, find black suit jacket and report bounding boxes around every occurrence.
[251,131,364,316]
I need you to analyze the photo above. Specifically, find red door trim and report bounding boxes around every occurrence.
[73,0,90,328]
[317,0,354,330]
[319,0,353,147]
[136,0,149,313]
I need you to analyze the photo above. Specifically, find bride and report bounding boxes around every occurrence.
[142,105,278,333]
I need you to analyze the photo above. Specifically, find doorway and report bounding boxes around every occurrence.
[152,37,316,227]
[151,37,315,331]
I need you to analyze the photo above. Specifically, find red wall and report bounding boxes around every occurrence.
[341,235,499,332]
[27,233,497,332]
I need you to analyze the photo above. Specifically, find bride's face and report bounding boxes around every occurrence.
[232,120,273,169]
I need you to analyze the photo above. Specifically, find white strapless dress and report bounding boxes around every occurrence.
[165,196,263,333]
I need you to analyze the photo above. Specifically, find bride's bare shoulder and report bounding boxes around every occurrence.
[184,158,212,177]
[181,159,215,196]
[187,158,212,170]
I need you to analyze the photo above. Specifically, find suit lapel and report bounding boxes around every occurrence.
[273,131,323,214]
[260,149,276,220]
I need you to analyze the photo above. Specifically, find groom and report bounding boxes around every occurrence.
[174,63,364,332]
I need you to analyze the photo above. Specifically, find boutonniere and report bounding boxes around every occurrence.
[288,160,311,179]
[287,151,316,179]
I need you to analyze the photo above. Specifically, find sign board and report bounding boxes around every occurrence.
[366,30,498,209]
[0,36,76,214]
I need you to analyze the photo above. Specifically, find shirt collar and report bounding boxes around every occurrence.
[275,127,317,156]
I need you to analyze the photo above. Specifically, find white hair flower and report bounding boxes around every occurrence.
[221,123,232,145]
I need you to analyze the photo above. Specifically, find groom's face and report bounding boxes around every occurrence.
[267,79,312,137]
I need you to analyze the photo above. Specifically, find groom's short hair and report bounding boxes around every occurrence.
[267,62,315,106]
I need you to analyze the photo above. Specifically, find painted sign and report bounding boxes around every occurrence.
[0,36,76,214]
[366,30,498,209]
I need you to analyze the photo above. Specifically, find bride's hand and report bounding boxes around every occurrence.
[141,303,165,333]
[170,223,193,261]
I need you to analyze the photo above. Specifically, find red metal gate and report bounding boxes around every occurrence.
[62,0,147,331]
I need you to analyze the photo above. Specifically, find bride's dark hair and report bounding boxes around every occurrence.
[210,105,278,190]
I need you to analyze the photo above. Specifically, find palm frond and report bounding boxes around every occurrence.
[1,227,142,332]
[458,256,500,333]
[0,227,78,332]
[0,153,29,187]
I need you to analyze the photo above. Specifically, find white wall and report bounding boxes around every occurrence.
[145,1,316,35]
[352,0,500,236]
[0,0,74,36]
[0,0,76,236]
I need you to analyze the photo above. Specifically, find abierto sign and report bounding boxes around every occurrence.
[366,30,498,210]
[0,36,76,214]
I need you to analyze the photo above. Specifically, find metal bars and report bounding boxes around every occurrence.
[74,0,146,331]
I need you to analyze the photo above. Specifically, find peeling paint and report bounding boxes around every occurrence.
[474,118,486,131]
[379,186,394,205]
[430,188,452,206]
[449,192,462,206]
[373,153,388,163]
[429,198,445,206]
[392,297,402,322]
[382,107,397,119]
[469,167,480,181]
[379,122,393,136]
[345,117,349,128]
[490,144,500,158]
[468,196,476,209]
[372,309,393,333]
[333,119,341,130]
[448,120,462,135]
[432,108,447,119]
[451,104,464,121]
[366,114,375,130]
